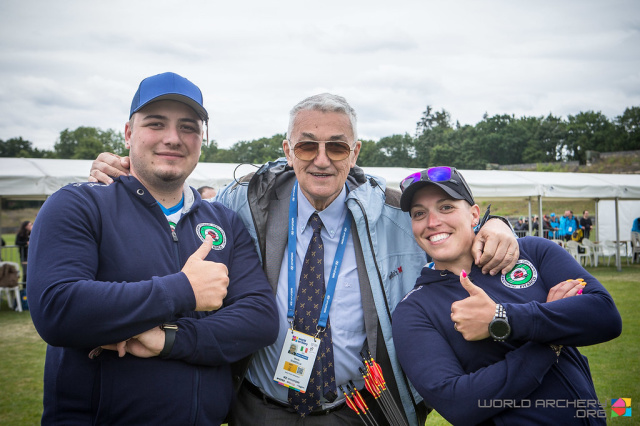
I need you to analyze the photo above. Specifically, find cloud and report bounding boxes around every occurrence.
[1,0,639,151]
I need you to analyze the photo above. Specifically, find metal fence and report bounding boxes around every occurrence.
[514,230,558,239]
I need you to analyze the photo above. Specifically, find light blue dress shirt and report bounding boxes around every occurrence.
[246,184,366,407]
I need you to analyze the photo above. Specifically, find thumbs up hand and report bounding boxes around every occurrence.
[181,235,229,311]
[450,270,496,341]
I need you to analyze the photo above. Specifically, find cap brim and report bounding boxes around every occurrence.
[400,181,469,212]
[132,93,209,122]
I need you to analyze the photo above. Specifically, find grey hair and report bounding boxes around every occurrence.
[287,93,358,142]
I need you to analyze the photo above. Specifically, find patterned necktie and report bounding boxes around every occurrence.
[288,213,337,416]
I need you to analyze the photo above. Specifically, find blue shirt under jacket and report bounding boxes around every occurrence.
[27,176,278,425]
[392,236,621,426]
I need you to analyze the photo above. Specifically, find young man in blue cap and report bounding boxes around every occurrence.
[28,72,278,425]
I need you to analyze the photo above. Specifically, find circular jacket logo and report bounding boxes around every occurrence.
[501,259,537,289]
[196,223,226,250]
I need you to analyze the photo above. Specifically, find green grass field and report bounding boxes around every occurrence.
[1,263,638,425]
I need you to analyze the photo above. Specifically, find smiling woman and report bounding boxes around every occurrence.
[392,166,623,425]
[401,167,479,274]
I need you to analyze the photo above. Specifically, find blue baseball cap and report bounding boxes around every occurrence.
[129,72,208,122]
[550,212,556,217]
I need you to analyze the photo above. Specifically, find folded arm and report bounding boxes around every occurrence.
[101,212,279,366]
[394,302,557,425]
[505,241,622,347]
[27,190,196,348]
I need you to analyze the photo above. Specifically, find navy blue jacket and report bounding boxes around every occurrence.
[392,237,622,426]
[28,177,278,425]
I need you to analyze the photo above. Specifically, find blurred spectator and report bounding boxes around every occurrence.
[633,217,640,263]
[15,221,32,284]
[549,213,560,239]
[531,215,540,236]
[542,214,554,239]
[514,216,528,237]
[559,210,579,242]
[514,217,527,231]
[580,210,593,241]
[1,237,5,260]
[197,185,217,199]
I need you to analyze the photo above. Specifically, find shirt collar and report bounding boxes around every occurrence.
[297,184,348,239]
[157,183,195,216]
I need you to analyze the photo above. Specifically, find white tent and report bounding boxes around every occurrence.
[0,158,256,199]
[2,158,639,269]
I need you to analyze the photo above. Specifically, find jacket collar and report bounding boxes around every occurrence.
[116,175,200,214]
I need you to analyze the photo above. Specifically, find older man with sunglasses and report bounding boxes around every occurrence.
[89,93,518,425]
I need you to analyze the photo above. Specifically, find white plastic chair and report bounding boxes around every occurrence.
[565,241,591,266]
[581,240,601,267]
[602,240,630,266]
[632,232,640,264]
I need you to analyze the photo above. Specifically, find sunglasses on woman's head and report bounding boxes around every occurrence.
[400,166,474,204]
[400,166,458,191]
[291,140,354,161]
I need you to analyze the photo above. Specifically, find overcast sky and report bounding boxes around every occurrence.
[1,0,639,151]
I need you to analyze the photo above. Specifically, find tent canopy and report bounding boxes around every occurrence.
[3,158,640,201]
[2,158,638,269]
[0,158,257,200]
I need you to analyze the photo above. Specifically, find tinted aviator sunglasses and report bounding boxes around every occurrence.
[291,140,354,161]
[401,166,473,201]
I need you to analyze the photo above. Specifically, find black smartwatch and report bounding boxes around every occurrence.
[159,323,178,357]
[488,304,511,341]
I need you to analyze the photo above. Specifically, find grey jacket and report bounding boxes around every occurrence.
[217,159,428,425]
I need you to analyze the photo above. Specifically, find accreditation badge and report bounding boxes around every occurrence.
[273,328,319,393]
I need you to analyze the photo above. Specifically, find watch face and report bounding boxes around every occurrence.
[490,319,510,339]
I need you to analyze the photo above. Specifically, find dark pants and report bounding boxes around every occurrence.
[229,381,387,426]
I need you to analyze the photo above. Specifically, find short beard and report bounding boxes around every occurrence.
[130,158,187,195]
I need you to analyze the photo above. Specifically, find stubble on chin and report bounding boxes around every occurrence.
[131,161,184,193]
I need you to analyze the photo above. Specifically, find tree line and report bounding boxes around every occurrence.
[2,106,639,169]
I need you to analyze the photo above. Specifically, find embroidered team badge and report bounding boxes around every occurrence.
[501,259,537,289]
[196,223,226,250]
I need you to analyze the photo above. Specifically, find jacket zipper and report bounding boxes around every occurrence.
[171,224,200,425]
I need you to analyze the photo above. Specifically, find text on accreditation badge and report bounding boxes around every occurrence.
[273,328,320,393]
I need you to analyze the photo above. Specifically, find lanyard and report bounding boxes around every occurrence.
[287,181,352,330]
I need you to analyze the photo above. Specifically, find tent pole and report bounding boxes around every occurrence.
[528,198,532,236]
[615,197,621,272]
[538,196,543,238]
[594,199,599,242]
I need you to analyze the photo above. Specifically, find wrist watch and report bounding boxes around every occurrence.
[159,323,178,357]
[488,304,511,341]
